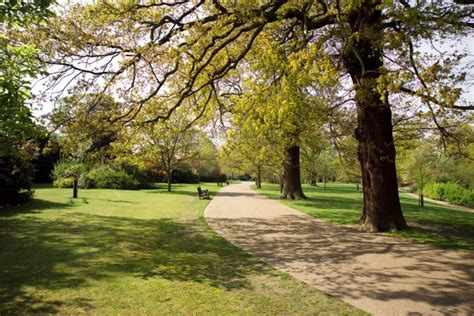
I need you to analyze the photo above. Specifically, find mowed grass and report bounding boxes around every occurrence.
[255,183,474,251]
[0,183,365,315]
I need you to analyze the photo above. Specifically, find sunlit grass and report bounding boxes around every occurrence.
[255,183,474,251]
[0,183,364,315]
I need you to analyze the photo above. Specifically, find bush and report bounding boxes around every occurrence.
[424,182,445,200]
[53,177,74,188]
[172,169,200,184]
[424,182,474,208]
[92,165,139,189]
[52,161,151,190]
[0,150,34,206]
[78,172,95,189]
[118,161,150,188]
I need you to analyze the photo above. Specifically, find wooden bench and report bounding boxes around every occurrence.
[197,186,210,199]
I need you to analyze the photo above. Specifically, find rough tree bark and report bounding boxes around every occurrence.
[343,2,407,231]
[281,145,306,199]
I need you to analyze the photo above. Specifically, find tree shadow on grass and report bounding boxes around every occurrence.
[259,184,474,249]
[0,212,266,314]
[0,199,72,217]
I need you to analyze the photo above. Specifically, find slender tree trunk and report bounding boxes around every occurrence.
[343,2,407,232]
[73,177,78,199]
[166,170,172,192]
[310,172,317,186]
[280,175,284,194]
[323,176,327,190]
[281,145,306,199]
[419,185,424,208]
[256,167,262,189]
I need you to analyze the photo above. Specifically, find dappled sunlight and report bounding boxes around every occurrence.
[0,184,360,315]
[206,182,474,315]
[0,210,265,313]
[256,183,474,249]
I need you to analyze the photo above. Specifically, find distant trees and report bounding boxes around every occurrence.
[397,122,474,207]
[138,111,203,192]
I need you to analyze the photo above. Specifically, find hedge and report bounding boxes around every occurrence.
[424,182,474,208]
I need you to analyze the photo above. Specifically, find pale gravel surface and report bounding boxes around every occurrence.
[204,182,474,316]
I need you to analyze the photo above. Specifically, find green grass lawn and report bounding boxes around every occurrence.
[255,183,474,251]
[0,183,365,315]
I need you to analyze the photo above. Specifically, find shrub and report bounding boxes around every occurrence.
[172,169,200,184]
[52,161,150,190]
[53,177,74,188]
[93,165,139,189]
[424,182,474,208]
[424,182,445,200]
[118,161,150,188]
[78,172,95,189]
[0,150,34,206]
[52,161,89,189]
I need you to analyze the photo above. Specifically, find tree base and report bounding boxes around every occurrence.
[359,217,408,232]
[280,192,307,200]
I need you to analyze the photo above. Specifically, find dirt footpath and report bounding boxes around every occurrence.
[204,182,474,316]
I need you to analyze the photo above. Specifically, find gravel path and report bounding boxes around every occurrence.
[204,182,474,316]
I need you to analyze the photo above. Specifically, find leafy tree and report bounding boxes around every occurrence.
[400,143,437,207]
[0,0,54,204]
[138,110,203,192]
[50,93,121,162]
[220,122,281,189]
[32,1,473,231]
[52,160,87,198]
[315,149,337,189]
[31,130,60,183]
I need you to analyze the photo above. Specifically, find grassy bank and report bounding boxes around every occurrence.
[0,183,364,315]
[255,183,474,251]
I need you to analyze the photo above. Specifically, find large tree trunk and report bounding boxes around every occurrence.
[281,145,306,199]
[343,2,407,232]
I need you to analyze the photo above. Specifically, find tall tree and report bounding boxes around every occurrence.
[0,0,54,204]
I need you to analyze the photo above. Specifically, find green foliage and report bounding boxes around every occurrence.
[52,177,74,188]
[1,0,53,155]
[50,93,121,162]
[31,132,60,182]
[91,165,139,190]
[0,142,35,206]
[171,169,200,184]
[78,172,95,189]
[52,161,88,180]
[0,0,54,205]
[52,160,152,190]
[424,182,474,208]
